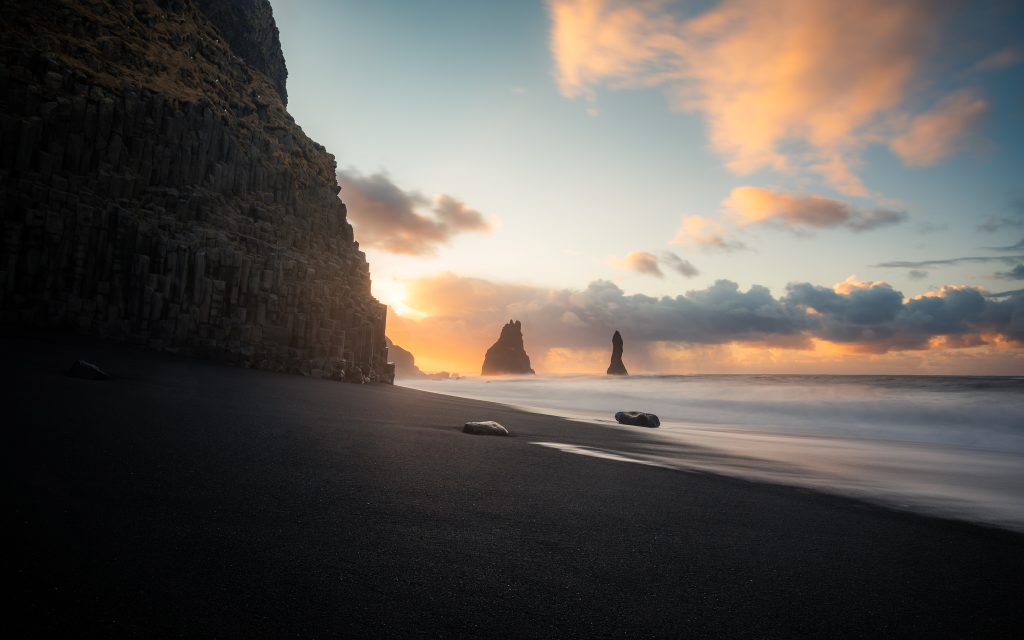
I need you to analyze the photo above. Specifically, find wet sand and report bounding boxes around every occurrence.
[6,331,1024,637]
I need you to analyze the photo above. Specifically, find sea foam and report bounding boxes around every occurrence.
[403,374,1024,531]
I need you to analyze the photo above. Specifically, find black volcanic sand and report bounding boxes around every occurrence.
[6,332,1024,638]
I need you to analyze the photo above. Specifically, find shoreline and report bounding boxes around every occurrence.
[7,330,1024,636]
[401,374,1024,533]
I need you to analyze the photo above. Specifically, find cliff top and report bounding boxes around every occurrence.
[0,0,331,190]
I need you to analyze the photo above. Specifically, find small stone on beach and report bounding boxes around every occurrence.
[67,360,109,380]
[463,421,510,436]
[614,411,660,428]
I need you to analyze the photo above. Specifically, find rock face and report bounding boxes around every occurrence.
[197,0,288,105]
[614,411,660,428]
[606,330,628,375]
[0,0,389,381]
[481,320,535,376]
[385,337,425,379]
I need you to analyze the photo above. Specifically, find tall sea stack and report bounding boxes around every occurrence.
[607,330,628,375]
[481,320,535,375]
[0,0,389,381]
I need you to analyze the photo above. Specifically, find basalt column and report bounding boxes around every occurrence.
[0,0,389,382]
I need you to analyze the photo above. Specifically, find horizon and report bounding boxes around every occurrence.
[272,0,1024,376]
[405,369,1024,379]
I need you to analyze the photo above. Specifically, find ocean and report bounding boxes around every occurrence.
[402,374,1024,531]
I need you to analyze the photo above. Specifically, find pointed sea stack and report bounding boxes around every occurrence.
[481,320,535,375]
[607,330,629,375]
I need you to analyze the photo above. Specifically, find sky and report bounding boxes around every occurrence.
[271,0,1024,375]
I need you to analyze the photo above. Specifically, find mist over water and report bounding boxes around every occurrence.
[403,375,1024,531]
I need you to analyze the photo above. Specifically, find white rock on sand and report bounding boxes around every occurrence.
[463,421,510,436]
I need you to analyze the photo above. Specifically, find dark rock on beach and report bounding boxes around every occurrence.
[607,330,628,376]
[481,320,535,376]
[615,411,660,428]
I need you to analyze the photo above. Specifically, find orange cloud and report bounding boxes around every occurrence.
[673,187,906,251]
[889,90,989,167]
[386,273,543,373]
[610,251,663,277]
[610,251,700,278]
[650,339,1024,375]
[726,187,849,228]
[547,0,987,194]
[385,273,1024,375]
[671,214,744,250]
[548,0,684,99]
[832,275,890,296]
[723,187,907,231]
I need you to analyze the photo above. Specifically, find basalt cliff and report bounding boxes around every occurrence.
[0,0,390,381]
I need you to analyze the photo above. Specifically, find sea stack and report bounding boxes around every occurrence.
[607,330,629,376]
[481,320,535,375]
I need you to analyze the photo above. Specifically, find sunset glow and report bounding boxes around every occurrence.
[273,0,1024,376]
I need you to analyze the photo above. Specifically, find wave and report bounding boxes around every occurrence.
[402,374,1024,531]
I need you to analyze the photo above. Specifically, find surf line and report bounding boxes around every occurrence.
[531,441,672,469]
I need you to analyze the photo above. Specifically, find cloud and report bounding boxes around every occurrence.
[987,239,1024,252]
[875,255,1024,269]
[907,270,929,280]
[611,251,663,277]
[847,209,910,232]
[889,90,988,167]
[671,215,746,251]
[610,251,700,277]
[432,194,490,233]
[661,252,699,277]
[917,221,948,235]
[783,277,1016,352]
[978,195,1024,237]
[978,217,1023,233]
[996,265,1024,280]
[337,170,492,255]
[388,273,1024,373]
[673,187,906,252]
[724,187,907,232]
[547,0,679,100]
[972,47,1023,72]
[546,0,996,194]
[988,288,1024,298]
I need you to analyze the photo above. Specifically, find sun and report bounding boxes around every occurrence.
[371,278,427,320]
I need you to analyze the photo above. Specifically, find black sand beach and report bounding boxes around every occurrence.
[7,332,1024,638]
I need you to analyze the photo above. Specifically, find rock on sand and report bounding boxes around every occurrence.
[463,421,510,436]
[614,411,660,428]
